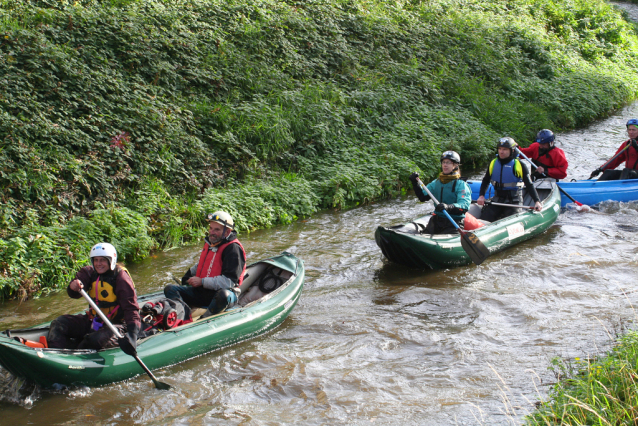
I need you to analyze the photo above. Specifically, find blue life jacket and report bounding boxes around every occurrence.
[489,158,524,191]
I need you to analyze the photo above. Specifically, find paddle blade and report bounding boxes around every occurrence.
[565,202,594,213]
[154,380,171,390]
[459,230,490,265]
[134,355,172,390]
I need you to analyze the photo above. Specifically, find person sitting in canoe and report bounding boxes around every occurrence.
[476,137,543,221]
[164,211,246,319]
[408,150,471,234]
[590,118,638,181]
[518,129,568,181]
[48,243,141,356]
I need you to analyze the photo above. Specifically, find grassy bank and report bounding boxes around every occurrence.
[1,0,638,298]
[526,329,638,424]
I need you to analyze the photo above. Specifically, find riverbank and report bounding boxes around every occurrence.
[2,0,638,298]
[526,328,638,424]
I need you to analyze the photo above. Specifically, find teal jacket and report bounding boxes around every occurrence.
[422,178,471,221]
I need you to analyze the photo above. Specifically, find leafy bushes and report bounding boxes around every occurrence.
[0,207,153,299]
[198,176,319,232]
[0,0,638,297]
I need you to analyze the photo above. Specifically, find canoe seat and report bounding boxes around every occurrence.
[468,204,483,220]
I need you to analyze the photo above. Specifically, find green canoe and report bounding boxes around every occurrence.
[375,180,561,269]
[0,252,304,388]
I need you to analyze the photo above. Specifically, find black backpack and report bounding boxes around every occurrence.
[258,267,285,294]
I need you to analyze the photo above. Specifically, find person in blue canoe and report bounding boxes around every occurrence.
[590,118,638,181]
[408,150,471,234]
[477,137,542,221]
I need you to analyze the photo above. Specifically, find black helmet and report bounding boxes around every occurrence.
[535,129,555,144]
[497,137,518,150]
[440,150,461,164]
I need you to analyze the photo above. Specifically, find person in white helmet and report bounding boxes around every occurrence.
[164,211,246,318]
[47,243,141,355]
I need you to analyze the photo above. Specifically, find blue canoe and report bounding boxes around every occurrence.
[466,178,638,207]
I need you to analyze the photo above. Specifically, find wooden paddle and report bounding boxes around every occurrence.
[416,178,490,265]
[587,143,630,180]
[515,148,590,210]
[79,289,171,390]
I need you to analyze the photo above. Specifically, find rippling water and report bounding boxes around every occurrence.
[3,23,638,426]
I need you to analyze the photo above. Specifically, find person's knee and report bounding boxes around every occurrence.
[209,289,238,314]
[600,169,621,181]
[78,327,120,350]
[164,284,181,300]
[620,168,638,180]
[49,315,72,336]
[47,318,68,348]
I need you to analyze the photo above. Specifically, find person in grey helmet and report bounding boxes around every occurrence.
[477,137,543,222]
[164,211,246,319]
[409,150,471,234]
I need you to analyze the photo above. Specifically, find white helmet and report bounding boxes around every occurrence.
[206,211,234,230]
[90,243,117,271]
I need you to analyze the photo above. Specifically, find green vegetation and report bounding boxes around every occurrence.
[1,0,638,298]
[526,330,638,425]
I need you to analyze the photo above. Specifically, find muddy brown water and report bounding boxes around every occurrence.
[3,16,638,426]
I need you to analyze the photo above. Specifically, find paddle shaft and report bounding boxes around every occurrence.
[79,288,123,338]
[516,148,583,207]
[589,143,631,179]
[486,201,534,209]
[79,288,171,390]
[416,179,461,231]
[416,178,490,265]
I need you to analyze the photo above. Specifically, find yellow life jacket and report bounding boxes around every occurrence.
[87,267,134,321]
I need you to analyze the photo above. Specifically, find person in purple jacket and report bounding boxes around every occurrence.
[47,243,141,355]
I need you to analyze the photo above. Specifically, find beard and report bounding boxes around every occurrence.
[209,234,223,245]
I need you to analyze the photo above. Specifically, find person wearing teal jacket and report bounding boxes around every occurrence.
[409,151,471,234]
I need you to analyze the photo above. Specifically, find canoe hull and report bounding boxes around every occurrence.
[376,182,561,269]
[0,252,304,388]
[467,178,638,207]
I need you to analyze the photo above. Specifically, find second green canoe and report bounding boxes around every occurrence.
[375,180,561,269]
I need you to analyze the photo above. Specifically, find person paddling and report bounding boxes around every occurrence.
[518,129,568,181]
[47,243,140,356]
[589,118,638,181]
[408,151,471,234]
[477,137,542,221]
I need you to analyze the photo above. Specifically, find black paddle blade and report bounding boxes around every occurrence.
[459,230,490,265]
[134,355,171,390]
[154,380,171,390]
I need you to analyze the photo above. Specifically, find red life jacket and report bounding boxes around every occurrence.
[195,240,246,287]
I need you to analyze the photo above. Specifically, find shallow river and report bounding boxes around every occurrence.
[3,31,638,426]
